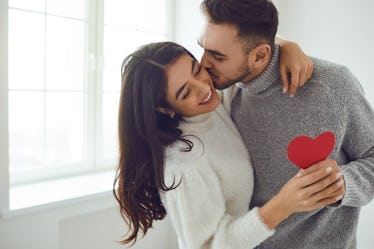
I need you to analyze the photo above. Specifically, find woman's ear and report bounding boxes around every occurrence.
[248,43,272,69]
[156,107,175,118]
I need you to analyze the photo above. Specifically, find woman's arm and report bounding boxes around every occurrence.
[277,37,314,97]
[162,149,274,249]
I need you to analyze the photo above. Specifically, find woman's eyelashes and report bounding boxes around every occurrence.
[194,65,202,76]
[182,89,190,100]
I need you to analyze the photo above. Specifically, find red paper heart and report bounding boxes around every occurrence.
[287,132,335,169]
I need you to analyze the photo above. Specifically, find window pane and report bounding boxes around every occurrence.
[46,16,85,91]
[137,31,168,46]
[45,92,85,167]
[9,91,44,173]
[9,0,45,12]
[9,9,45,90]
[104,0,139,28]
[104,0,167,34]
[137,0,167,34]
[103,27,138,92]
[102,92,120,160]
[46,0,85,20]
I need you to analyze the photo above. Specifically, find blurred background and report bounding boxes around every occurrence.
[0,0,373,248]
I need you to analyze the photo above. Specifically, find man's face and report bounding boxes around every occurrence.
[199,22,252,90]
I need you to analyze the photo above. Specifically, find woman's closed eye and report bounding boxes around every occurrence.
[194,65,202,76]
[182,89,190,100]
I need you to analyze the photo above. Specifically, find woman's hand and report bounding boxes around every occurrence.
[277,37,314,97]
[259,159,345,229]
[277,159,345,215]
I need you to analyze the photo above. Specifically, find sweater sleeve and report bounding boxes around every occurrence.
[162,143,274,249]
[337,66,374,207]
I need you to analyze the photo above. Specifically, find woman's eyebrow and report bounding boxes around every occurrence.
[175,82,187,100]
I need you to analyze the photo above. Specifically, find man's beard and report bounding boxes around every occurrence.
[210,63,251,90]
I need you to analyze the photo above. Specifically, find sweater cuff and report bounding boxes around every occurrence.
[339,168,360,206]
[212,207,275,249]
[250,207,275,239]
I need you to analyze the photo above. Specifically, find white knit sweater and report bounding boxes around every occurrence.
[160,94,274,249]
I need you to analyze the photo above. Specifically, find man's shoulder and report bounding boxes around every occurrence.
[309,57,363,95]
[311,57,351,82]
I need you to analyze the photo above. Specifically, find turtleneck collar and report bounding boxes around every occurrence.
[237,44,281,97]
[178,111,213,134]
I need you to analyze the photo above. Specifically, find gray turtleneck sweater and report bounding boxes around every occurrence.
[231,44,374,249]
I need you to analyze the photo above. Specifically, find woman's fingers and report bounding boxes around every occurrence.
[297,163,337,188]
[298,159,338,177]
[309,195,343,211]
[302,169,342,196]
[309,176,345,202]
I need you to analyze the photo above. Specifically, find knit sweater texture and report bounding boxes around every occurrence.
[231,44,374,249]
[160,103,274,249]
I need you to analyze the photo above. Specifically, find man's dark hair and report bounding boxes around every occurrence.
[201,0,278,49]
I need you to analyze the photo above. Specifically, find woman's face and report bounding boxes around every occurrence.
[164,54,221,117]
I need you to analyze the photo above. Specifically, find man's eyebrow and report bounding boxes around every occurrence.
[208,50,226,58]
[175,60,195,100]
[197,39,226,58]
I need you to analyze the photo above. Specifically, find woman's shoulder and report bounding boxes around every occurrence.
[163,136,211,187]
[165,136,205,165]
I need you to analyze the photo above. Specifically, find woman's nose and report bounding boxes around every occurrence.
[191,78,210,96]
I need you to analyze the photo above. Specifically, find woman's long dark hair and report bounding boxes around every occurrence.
[113,42,196,245]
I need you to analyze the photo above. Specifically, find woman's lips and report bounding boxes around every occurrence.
[200,89,214,105]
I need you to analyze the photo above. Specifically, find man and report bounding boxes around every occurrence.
[199,0,374,248]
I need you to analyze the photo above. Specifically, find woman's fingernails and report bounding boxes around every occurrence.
[337,179,344,187]
[335,195,343,201]
[335,172,343,179]
[326,166,332,173]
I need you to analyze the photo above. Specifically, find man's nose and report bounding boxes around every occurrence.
[200,52,212,68]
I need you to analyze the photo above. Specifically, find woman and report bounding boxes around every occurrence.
[114,42,344,249]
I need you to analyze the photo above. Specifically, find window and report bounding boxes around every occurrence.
[7,0,173,185]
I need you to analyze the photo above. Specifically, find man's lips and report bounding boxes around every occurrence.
[208,71,218,81]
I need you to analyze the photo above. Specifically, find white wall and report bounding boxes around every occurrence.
[174,0,374,248]
[0,194,177,249]
[174,0,205,60]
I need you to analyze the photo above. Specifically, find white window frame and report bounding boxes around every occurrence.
[0,0,10,214]
[1,0,175,213]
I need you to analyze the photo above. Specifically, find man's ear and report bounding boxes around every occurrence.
[156,107,176,118]
[247,44,272,69]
